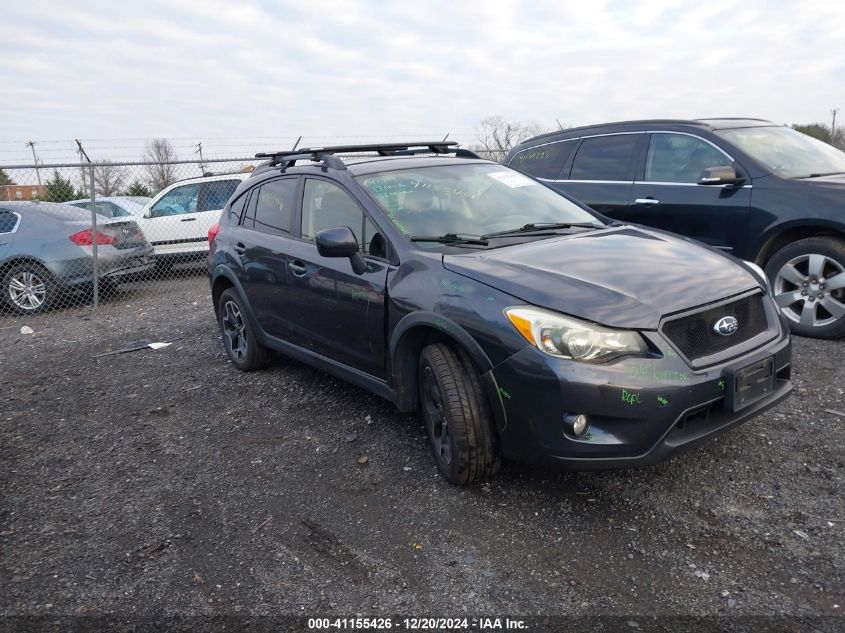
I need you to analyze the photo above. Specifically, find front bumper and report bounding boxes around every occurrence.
[490,330,792,470]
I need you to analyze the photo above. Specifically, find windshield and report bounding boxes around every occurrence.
[716,126,845,179]
[356,163,601,239]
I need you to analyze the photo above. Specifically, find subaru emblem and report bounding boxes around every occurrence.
[713,316,739,336]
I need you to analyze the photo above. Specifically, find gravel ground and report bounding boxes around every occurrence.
[1,273,843,624]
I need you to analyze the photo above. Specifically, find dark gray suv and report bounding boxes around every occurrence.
[505,119,845,339]
[208,142,792,485]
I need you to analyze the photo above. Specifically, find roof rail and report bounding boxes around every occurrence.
[254,141,480,170]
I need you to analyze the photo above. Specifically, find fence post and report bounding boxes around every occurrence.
[89,166,98,309]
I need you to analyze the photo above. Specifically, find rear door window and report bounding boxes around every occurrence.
[570,134,639,181]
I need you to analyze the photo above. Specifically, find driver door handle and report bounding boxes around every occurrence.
[634,197,659,206]
[180,217,197,222]
[289,260,307,276]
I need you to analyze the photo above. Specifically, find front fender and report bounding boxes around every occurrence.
[389,311,508,433]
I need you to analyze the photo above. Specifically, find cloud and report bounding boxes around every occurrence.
[0,0,843,162]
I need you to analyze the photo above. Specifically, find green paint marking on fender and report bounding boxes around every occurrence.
[498,387,511,400]
[657,395,670,407]
[718,378,726,391]
[434,318,447,330]
[439,279,466,294]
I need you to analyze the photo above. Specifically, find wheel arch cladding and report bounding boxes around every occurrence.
[389,312,507,432]
[211,274,235,316]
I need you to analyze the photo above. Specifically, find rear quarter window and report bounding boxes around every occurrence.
[509,140,576,179]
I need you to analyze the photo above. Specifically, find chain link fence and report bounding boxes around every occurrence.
[0,157,259,318]
[0,149,501,320]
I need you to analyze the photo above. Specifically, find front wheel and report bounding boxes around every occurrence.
[217,288,271,370]
[766,236,845,339]
[418,343,500,485]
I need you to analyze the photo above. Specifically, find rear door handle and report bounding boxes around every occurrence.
[180,217,197,222]
[234,242,247,254]
[634,198,659,205]
[289,260,307,276]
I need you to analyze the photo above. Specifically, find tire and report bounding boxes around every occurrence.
[2,262,56,315]
[418,342,501,485]
[217,288,272,370]
[765,236,845,339]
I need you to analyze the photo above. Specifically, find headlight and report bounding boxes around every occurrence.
[505,306,648,362]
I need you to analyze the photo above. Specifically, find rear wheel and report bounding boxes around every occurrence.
[2,262,56,315]
[766,237,845,339]
[217,288,271,370]
[418,342,500,485]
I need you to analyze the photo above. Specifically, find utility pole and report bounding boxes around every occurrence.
[75,139,89,196]
[832,108,838,134]
[74,139,98,308]
[26,141,41,186]
[195,142,205,175]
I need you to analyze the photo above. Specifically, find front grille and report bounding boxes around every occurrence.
[662,294,770,361]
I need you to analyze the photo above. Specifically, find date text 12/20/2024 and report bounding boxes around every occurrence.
[308,617,528,630]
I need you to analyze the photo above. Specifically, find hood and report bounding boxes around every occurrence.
[443,227,760,329]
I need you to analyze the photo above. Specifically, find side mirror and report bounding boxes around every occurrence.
[698,165,745,186]
[315,226,368,274]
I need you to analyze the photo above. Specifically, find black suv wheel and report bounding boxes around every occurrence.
[767,236,845,339]
[218,288,272,370]
[418,343,500,485]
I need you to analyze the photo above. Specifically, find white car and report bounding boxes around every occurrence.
[68,196,151,219]
[134,173,248,266]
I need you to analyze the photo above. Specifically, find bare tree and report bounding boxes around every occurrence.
[792,123,845,150]
[474,115,549,162]
[144,138,178,193]
[92,161,128,197]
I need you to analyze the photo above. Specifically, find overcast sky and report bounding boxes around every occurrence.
[1,0,843,163]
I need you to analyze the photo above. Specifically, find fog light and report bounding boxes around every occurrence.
[564,413,590,437]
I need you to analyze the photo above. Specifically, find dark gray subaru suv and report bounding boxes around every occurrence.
[208,142,792,485]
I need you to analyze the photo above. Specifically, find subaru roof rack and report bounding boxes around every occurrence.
[254,141,480,170]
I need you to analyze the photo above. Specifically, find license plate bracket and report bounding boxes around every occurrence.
[726,356,775,412]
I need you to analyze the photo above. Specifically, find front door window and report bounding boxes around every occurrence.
[150,184,200,217]
[645,134,732,183]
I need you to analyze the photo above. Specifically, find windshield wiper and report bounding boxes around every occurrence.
[482,222,601,239]
[410,233,490,246]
